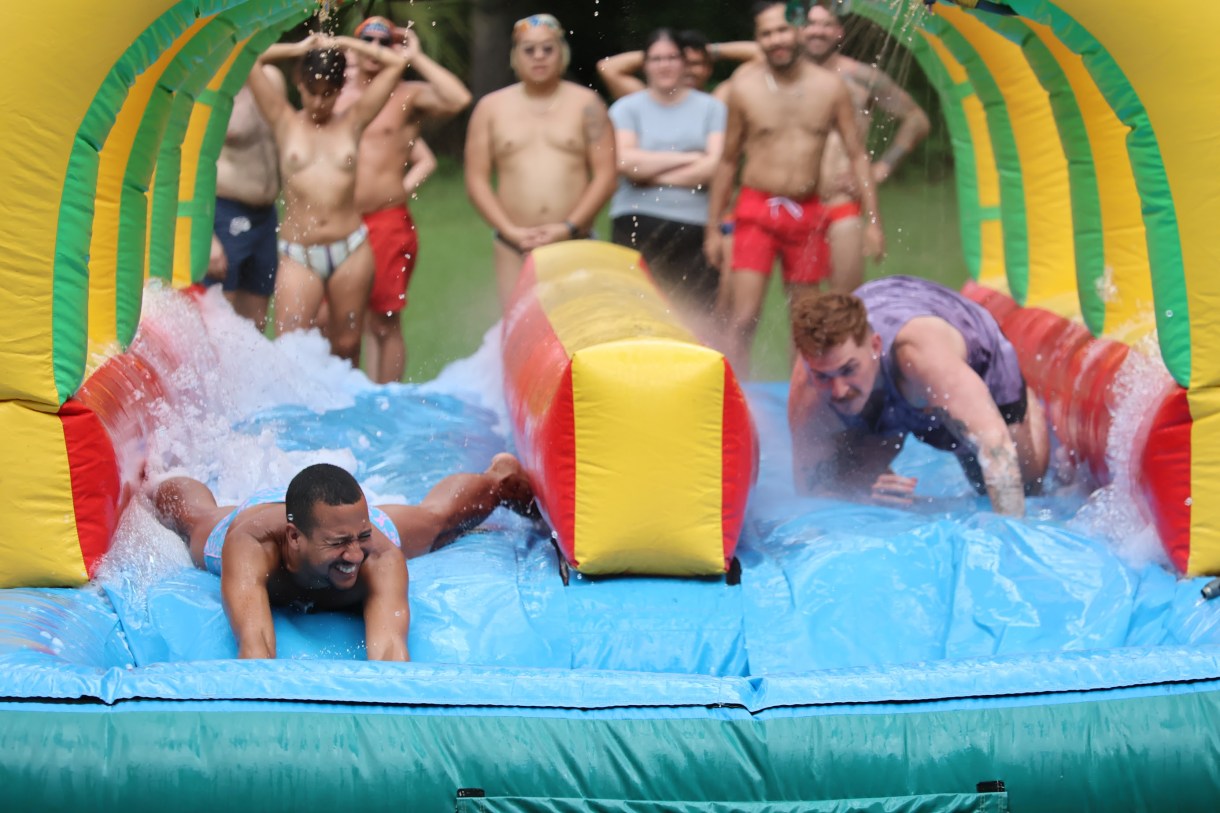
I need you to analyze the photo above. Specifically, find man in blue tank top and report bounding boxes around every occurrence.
[152,455,534,661]
[787,276,1049,516]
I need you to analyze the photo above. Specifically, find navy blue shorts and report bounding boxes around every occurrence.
[211,197,278,297]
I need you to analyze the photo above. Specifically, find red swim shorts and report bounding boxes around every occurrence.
[730,186,830,285]
[826,199,862,225]
[363,204,419,315]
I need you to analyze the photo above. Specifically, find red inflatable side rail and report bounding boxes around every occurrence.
[71,303,186,576]
[962,282,1194,573]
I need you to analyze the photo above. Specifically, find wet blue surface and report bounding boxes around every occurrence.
[4,381,1220,704]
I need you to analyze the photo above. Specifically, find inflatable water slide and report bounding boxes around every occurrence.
[1,0,1220,809]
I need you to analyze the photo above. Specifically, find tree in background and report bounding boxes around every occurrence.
[301,0,947,172]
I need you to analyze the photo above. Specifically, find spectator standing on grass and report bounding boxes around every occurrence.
[608,28,726,314]
[337,16,471,384]
[705,2,883,378]
[803,2,930,292]
[464,13,617,309]
[206,68,285,332]
[248,33,408,364]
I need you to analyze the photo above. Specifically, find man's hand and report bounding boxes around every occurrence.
[864,221,886,261]
[872,161,893,185]
[870,471,917,507]
[519,223,574,251]
[207,234,228,282]
[397,26,420,62]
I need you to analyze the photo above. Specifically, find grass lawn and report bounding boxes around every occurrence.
[401,159,968,383]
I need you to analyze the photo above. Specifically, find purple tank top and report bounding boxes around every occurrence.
[842,276,1027,452]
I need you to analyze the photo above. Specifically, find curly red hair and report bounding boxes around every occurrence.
[790,292,871,356]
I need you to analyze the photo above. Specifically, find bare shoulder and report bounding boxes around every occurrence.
[729,61,765,89]
[226,502,287,546]
[806,60,848,92]
[472,84,517,116]
[564,81,605,108]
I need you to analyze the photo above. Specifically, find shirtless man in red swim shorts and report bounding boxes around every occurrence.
[705,1,884,378]
[803,2,929,293]
[337,16,471,383]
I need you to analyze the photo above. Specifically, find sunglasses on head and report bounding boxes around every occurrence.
[360,34,393,46]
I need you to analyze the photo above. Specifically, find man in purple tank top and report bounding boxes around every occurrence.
[787,276,1049,516]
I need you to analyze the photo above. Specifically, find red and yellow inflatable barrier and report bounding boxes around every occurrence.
[502,242,756,577]
[964,283,1198,573]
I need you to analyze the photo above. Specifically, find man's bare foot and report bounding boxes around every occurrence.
[489,453,539,519]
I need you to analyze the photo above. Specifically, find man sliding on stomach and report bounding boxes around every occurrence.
[152,455,534,660]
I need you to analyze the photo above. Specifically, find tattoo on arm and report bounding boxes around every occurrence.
[582,102,607,143]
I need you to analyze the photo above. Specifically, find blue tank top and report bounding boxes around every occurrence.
[839,276,1027,452]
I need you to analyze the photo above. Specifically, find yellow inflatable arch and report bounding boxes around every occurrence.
[0,1,319,586]
[852,0,1219,571]
[1,0,1219,585]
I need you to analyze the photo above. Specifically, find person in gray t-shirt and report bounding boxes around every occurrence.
[608,28,727,311]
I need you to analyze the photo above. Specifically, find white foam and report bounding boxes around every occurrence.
[420,320,510,433]
[1068,335,1174,570]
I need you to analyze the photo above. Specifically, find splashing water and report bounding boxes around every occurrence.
[1069,334,1174,569]
[97,285,509,600]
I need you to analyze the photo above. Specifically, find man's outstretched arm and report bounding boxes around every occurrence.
[220,536,278,659]
[361,547,410,661]
[865,68,931,183]
[896,337,1026,516]
[378,454,534,559]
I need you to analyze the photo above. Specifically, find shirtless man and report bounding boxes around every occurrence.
[207,67,285,331]
[804,2,930,292]
[247,34,407,363]
[152,454,534,661]
[787,277,1049,516]
[464,13,617,308]
[705,1,884,377]
[337,16,471,384]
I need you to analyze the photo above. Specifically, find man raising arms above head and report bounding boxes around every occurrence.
[705,1,884,378]
[337,16,472,384]
[787,277,1049,517]
[152,455,535,661]
[247,33,407,364]
[803,2,930,291]
[464,13,617,308]
[207,68,285,331]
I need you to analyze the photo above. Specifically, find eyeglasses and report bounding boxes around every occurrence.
[360,35,393,46]
[519,43,557,58]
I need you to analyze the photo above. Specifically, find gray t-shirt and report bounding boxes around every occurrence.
[608,89,726,226]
